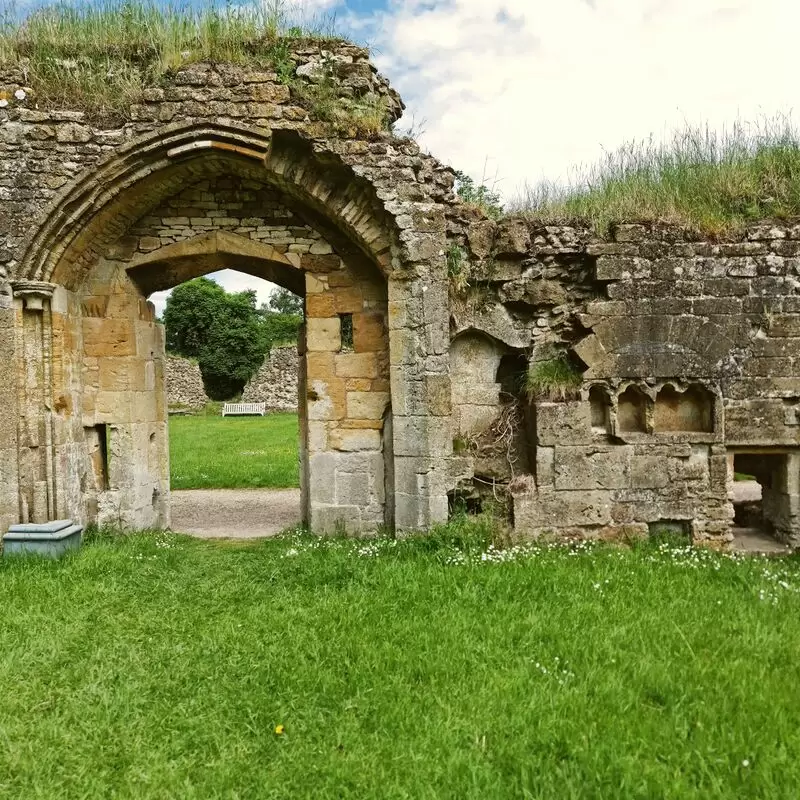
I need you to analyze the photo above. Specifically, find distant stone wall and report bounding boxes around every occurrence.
[165,355,209,410]
[241,345,299,411]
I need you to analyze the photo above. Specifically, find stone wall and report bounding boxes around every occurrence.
[165,355,209,410]
[1,39,456,534]
[242,345,299,411]
[6,33,800,546]
[449,219,800,547]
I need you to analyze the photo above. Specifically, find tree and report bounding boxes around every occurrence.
[258,287,303,350]
[268,287,303,315]
[163,276,227,358]
[164,277,268,400]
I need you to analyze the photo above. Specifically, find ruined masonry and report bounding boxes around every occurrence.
[241,346,300,412]
[2,41,800,547]
[165,347,300,412]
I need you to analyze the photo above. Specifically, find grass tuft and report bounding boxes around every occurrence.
[525,353,583,401]
[511,116,800,236]
[297,81,390,138]
[0,0,343,120]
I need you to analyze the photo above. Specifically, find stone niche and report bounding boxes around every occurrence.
[589,384,612,435]
[617,386,649,434]
[450,331,504,438]
[654,384,714,433]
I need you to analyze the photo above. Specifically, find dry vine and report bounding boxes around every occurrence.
[473,395,524,480]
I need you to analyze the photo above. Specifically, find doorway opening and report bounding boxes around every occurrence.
[730,451,797,553]
[153,271,304,538]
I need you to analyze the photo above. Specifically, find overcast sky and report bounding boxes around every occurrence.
[140,0,800,313]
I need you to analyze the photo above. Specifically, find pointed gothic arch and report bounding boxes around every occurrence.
[7,121,452,533]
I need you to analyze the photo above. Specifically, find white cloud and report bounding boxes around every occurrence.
[370,0,800,198]
[149,271,279,318]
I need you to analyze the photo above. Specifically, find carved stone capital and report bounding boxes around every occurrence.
[12,280,57,311]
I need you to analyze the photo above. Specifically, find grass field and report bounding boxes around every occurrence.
[169,413,299,490]
[2,521,800,798]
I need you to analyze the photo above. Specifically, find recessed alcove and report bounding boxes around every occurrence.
[654,384,714,433]
[617,386,649,433]
[589,385,611,434]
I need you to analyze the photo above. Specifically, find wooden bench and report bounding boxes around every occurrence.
[222,402,266,417]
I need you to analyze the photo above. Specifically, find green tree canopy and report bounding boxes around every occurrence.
[267,287,303,315]
[258,287,303,350]
[163,277,268,400]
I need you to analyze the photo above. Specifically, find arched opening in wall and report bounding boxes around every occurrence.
[495,351,534,476]
[589,384,612,435]
[42,153,394,536]
[654,384,714,433]
[617,386,649,433]
[150,269,304,537]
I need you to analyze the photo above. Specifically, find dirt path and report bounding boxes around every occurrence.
[170,488,301,539]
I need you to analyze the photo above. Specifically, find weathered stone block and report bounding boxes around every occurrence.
[595,256,650,281]
[330,428,381,452]
[535,402,591,446]
[336,352,378,379]
[393,416,452,458]
[629,455,671,489]
[354,312,386,353]
[347,391,390,420]
[306,317,340,352]
[494,219,531,257]
[554,446,631,490]
[310,504,362,534]
[514,489,612,532]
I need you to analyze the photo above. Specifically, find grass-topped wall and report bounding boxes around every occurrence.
[508,118,800,237]
[0,0,395,133]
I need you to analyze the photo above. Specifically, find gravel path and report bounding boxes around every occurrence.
[170,488,301,539]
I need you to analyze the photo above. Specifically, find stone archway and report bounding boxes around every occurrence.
[6,122,452,534]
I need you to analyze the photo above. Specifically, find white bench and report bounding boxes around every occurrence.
[222,402,266,417]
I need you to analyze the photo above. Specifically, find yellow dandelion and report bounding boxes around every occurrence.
[274,724,285,735]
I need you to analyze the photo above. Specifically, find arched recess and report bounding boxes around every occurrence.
[126,231,306,297]
[654,383,715,433]
[617,386,650,434]
[9,122,451,534]
[449,331,504,438]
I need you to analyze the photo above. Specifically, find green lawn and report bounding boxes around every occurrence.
[2,522,800,798]
[169,413,299,489]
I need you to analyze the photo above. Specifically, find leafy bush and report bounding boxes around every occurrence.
[454,170,503,219]
[258,287,302,350]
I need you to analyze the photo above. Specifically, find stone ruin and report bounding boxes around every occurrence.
[165,355,208,411]
[2,39,800,548]
[241,346,300,412]
[165,346,300,412]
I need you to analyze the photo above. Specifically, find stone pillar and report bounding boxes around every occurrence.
[388,276,452,531]
[0,271,19,533]
[11,281,59,524]
[763,452,800,546]
[297,323,310,526]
